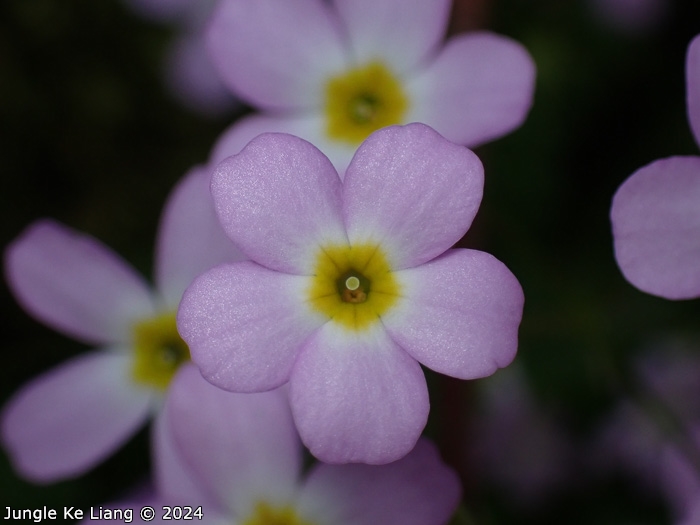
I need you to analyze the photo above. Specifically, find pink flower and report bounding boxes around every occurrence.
[82,365,461,525]
[205,0,536,172]
[2,167,244,482]
[611,33,700,299]
[177,123,524,464]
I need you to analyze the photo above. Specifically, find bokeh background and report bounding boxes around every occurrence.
[2,0,700,523]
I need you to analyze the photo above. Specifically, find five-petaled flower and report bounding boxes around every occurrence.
[205,0,536,172]
[611,33,700,300]
[177,123,524,464]
[2,167,244,482]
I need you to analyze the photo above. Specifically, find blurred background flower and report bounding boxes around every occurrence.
[119,0,238,116]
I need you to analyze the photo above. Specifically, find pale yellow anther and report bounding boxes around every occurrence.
[345,276,361,291]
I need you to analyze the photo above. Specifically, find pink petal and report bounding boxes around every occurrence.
[209,113,357,175]
[152,378,216,506]
[687,34,700,147]
[611,156,700,299]
[679,502,700,525]
[343,123,483,269]
[406,32,536,147]
[165,365,300,517]
[333,0,451,74]
[4,220,156,345]
[661,442,700,519]
[290,323,429,465]
[206,0,348,111]
[177,262,325,392]
[298,439,460,525]
[383,249,524,379]
[163,32,240,117]
[154,166,246,308]
[1,350,152,482]
[211,133,347,274]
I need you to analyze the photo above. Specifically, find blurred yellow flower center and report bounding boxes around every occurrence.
[131,312,190,390]
[324,61,409,146]
[308,244,401,331]
[242,502,315,525]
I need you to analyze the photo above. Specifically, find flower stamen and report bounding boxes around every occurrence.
[131,312,190,390]
[324,62,409,146]
[308,244,400,331]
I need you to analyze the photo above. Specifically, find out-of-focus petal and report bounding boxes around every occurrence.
[177,262,326,392]
[333,0,451,74]
[120,0,193,22]
[679,502,700,525]
[343,124,483,270]
[163,32,239,117]
[383,249,523,379]
[1,350,152,482]
[209,113,356,175]
[588,0,668,34]
[467,366,573,505]
[4,220,156,345]
[290,323,429,465]
[687,34,700,147]
[152,375,217,507]
[166,365,300,518]
[406,32,536,147]
[611,156,700,299]
[206,0,347,111]
[155,166,246,308]
[210,133,347,275]
[298,439,460,525]
[661,440,700,520]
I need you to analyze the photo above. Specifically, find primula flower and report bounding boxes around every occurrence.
[611,33,700,299]
[178,123,524,464]
[83,365,461,525]
[2,166,244,482]
[205,0,536,172]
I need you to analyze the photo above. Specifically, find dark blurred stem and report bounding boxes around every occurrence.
[437,374,474,497]
[448,0,491,35]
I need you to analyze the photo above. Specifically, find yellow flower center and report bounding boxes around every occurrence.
[131,312,190,390]
[324,61,409,146]
[242,502,315,525]
[307,244,401,331]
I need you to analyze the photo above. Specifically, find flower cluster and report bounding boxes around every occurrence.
[13,1,700,524]
[3,0,534,519]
